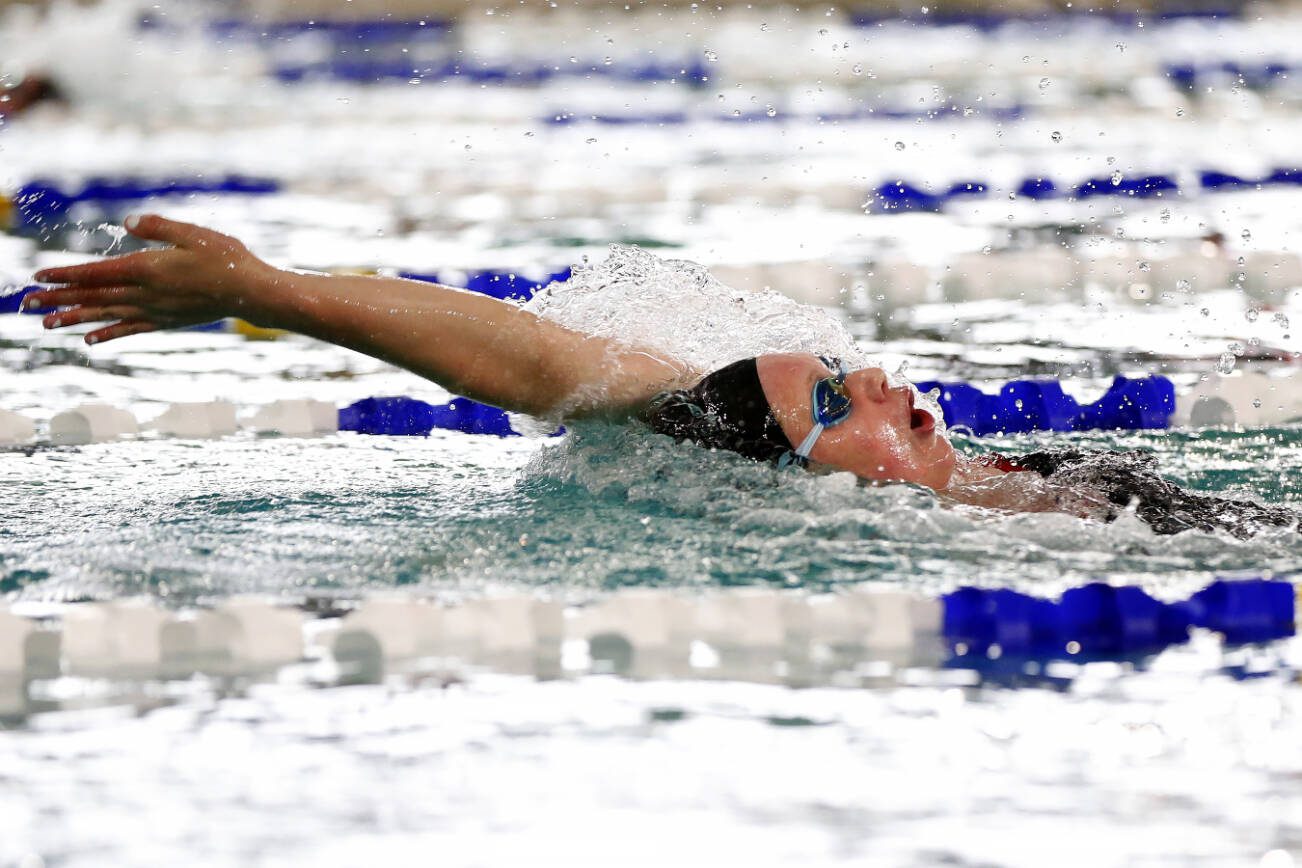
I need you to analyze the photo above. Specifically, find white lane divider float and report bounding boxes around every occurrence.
[1,588,945,686]
[0,408,36,445]
[56,598,304,677]
[48,403,139,445]
[146,400,238,439]
[247,399,339,437]
[1175,371,1302,428]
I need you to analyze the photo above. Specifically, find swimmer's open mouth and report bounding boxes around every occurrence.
[910,408,934,432]
[908,391,936,433]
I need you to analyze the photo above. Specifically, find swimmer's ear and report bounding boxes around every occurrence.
[124,213,235,250]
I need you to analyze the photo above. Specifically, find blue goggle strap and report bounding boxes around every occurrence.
[792,421,825,463]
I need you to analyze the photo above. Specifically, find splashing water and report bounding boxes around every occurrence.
[527,245,945,426]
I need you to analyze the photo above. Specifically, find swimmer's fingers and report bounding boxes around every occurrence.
[33,252,156,288]
[83,319,159,346]
[23,285,144,312]
[125,213,241,253]
[41,303,146,331]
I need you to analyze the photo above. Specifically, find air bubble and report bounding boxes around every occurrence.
[1051,131,1062,143]
[894,141,905,150]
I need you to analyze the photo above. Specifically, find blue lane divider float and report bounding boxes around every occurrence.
[138,15,454,41]
[544,102,1024,127]
[851,8,1237,30]
[8,175,281,235]
[1166,61,1295,90]
[400,268,571,302]
[943,578,1295,660]
[339,395,564,438]
[274,58,711,86]
[870,166,1302,212]
[339,396,518,437]
[913,375,1175,436]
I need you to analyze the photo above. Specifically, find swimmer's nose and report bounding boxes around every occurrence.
[848,367,891,402]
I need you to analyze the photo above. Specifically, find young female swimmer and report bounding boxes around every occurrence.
[25,215,1300,539]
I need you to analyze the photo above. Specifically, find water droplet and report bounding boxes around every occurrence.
[1272,312,1290,329]
[1253,398,1263,408]
[851,63,863,75]
[1216,352,1236,374]
[1160,209,1171,223]
[1038,77,1051,90]
[760,22,770,31]
[1200,308,1210,316]
[1051,130,1063,143]
[1246,307,1260,322]
[704,49,718,62]
[765,106,777,117]
[894,141,905,151]
[603,56,613,66]
[585,137,597,144]
[1111,171,1123,186]
[1175,107,1185,117]
[1138,260,1150,272]
[1241,229,1252,242]
[1106,156,1116,165]
[1176,278,1191,291]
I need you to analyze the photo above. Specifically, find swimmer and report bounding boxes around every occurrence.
[24,214,1300,538]
[0,74,62,120]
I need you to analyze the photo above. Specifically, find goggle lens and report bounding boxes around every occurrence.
[812,358,852,427]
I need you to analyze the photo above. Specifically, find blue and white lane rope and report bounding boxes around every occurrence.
[0,578,1295,684]
[913,376,1176,436]
[4,176,280,236]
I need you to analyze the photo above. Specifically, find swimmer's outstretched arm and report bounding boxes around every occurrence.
[26,215,696,418]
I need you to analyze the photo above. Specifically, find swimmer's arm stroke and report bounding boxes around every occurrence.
[26,215,697,420]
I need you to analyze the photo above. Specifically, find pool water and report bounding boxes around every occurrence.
[3,2,1302,865]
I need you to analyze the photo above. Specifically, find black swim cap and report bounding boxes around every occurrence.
[640,357,795,465]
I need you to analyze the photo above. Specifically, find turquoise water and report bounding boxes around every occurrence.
[4,416,1299,604]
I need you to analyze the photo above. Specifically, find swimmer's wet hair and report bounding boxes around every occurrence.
[640,357,795,465]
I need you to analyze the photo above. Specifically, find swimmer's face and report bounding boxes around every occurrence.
[756,353,957,490]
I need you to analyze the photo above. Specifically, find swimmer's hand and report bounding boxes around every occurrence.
[26,214,276,345]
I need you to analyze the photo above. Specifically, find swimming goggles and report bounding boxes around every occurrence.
[777,356,851,469]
